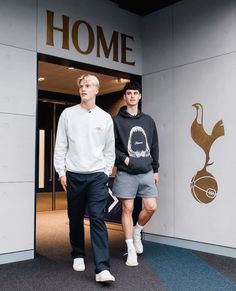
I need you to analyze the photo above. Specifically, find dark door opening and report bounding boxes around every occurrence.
[36,99,76,211]
[35,54,142,223]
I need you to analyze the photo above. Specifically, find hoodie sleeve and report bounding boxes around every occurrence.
[113,118,127,163]
[150,120,159,173]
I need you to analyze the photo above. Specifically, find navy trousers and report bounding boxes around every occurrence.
[66,171,110,273]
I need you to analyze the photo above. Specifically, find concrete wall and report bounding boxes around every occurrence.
[0,0,37,263]
[142,0,236,257]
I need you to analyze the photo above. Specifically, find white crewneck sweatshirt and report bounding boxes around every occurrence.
[54,104,115,177]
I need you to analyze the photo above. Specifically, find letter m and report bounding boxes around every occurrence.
[97,26,118,62]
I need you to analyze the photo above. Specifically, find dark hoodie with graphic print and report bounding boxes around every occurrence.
[113,106,159,175]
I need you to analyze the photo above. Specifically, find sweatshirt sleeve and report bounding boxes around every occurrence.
[54,111,68,177]
[151,120,159,173]
[103,116,115,176]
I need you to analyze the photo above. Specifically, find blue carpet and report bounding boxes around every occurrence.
[143,241,236,291]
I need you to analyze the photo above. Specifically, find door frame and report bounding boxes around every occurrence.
[35,53,142,255]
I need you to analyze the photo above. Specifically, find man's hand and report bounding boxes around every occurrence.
[60,175,67,192]
[124,157,130,166]
[153,173,159,186]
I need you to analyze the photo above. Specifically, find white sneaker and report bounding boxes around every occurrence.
[133,230,143,254]
[73,258,85,271]
[95,270,115,282]
[126,248,138,266]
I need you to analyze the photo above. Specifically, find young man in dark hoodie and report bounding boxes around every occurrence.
[112,81,159,267]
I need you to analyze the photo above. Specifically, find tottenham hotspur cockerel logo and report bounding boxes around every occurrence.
[190,103,224,204]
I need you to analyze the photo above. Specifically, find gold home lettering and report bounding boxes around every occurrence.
[46,10,135,66]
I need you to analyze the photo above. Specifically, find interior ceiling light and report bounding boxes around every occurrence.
[38,77,45,82]
[68,67,75,70]
[115,78,130,84]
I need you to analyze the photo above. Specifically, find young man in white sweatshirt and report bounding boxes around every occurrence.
[54,74,115,283]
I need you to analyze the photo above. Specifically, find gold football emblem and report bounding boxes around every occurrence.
[190,103,224,203]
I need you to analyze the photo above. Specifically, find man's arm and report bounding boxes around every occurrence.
[103,117,115,176]
[60,176,67,192]
[151,120,159,173]
[113,119,128,164]
[54,112,68,189]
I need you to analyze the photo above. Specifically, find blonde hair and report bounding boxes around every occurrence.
[77,74,100,89]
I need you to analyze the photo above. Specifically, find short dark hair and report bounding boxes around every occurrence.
[122,81,141,94]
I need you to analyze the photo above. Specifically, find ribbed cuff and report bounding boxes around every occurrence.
[59,171,66,177]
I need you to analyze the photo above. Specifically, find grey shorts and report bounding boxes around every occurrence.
[112,170,158,199]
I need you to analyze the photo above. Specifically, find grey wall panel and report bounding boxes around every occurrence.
[142,7,173,74]
[0,114,35,182]
[0,0,37,262]
[0,0,36,51]
[142,70,175,236]
[142,0,236,250]
[0,182,34,253]
[173,52,236,247]
[173,0,236,67]
[0,45,37,116]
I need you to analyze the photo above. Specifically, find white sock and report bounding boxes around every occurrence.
[125,239,135,250]
[134,222,144,234]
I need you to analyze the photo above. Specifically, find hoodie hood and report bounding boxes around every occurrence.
[118,106,142,119]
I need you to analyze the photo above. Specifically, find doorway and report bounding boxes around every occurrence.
[35,54,142,222]
[36,99,76,211]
